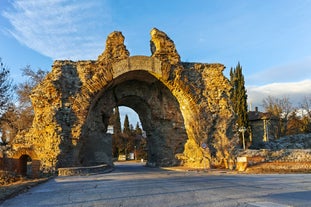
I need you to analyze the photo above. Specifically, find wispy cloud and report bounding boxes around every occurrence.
[247,79,311,109]
[2,0,112,60]
[246,56,311,109]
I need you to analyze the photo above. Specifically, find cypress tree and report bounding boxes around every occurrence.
[123,114,131,135]
[113,107,122,134]
[0,58,13,114]
[111,107,122,157]
[230,62,249,144]
[135,122,142,135]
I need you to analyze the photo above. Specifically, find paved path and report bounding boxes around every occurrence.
[1,162,311,207]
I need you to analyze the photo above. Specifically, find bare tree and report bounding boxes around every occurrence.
[262,96,293,138]
[16,65,47,109]
[0,104,18,144]
[287,109,305,135]
[0,66,47,145]
[300,96,311,133]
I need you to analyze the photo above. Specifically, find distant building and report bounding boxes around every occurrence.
[248,107,273,145]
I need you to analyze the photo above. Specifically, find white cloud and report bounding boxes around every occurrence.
[2,0,112,60]
[246,57,311,110]
[247,79,311,110]
[247,56,311,85]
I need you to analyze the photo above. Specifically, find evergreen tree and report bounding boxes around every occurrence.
[230,62,249,144]
[112,112,147,160]
[0,58,13,114]
[123,114,131,135]
[111,107,122,157]
[112,107,121,134]
[135,122,142,135]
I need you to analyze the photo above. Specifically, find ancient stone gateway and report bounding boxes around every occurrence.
[3,147,41,178]
[24,28,236,173]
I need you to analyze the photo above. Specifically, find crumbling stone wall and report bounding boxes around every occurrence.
[13,28,236,173]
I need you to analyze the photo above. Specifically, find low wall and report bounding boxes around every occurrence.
[58,164,113,176]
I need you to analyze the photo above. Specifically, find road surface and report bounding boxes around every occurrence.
[1,162,310,207]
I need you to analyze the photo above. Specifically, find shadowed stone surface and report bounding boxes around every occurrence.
[11,28,236,173]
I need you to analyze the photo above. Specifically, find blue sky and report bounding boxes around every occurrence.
[1,0,311,124]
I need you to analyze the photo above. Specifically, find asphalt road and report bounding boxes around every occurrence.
[1,162,310,207]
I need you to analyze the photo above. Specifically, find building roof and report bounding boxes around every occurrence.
[248,110,271,121]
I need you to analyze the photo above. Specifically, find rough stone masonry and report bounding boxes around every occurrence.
[12,28,237,173]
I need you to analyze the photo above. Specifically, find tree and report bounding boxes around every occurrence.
[0,58,14,144]
[286,109,306,135]
[123,114,131,135]
[0,66,47,144]
[262,96,293,138]
[230,62,249,146]
[112,113,133,157]
[300,96,311,133]
[133,122,147,160]
[16,65,47,109]
[0,58,13,114]
[112,112,147,160]
[0,104,19,145]
[135,122,142,135]
[111,107,122,157]
[110,107,121,134]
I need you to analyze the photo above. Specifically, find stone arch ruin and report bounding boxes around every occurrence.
[3,147,41,178]
[82,61,188,167]
[14,28,236,173]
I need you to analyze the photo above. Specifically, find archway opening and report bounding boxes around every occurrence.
[81,70,188,167]
[19,154,32,177]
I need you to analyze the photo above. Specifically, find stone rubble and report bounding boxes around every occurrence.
[263,133,311,150]
[237,134,311,172]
